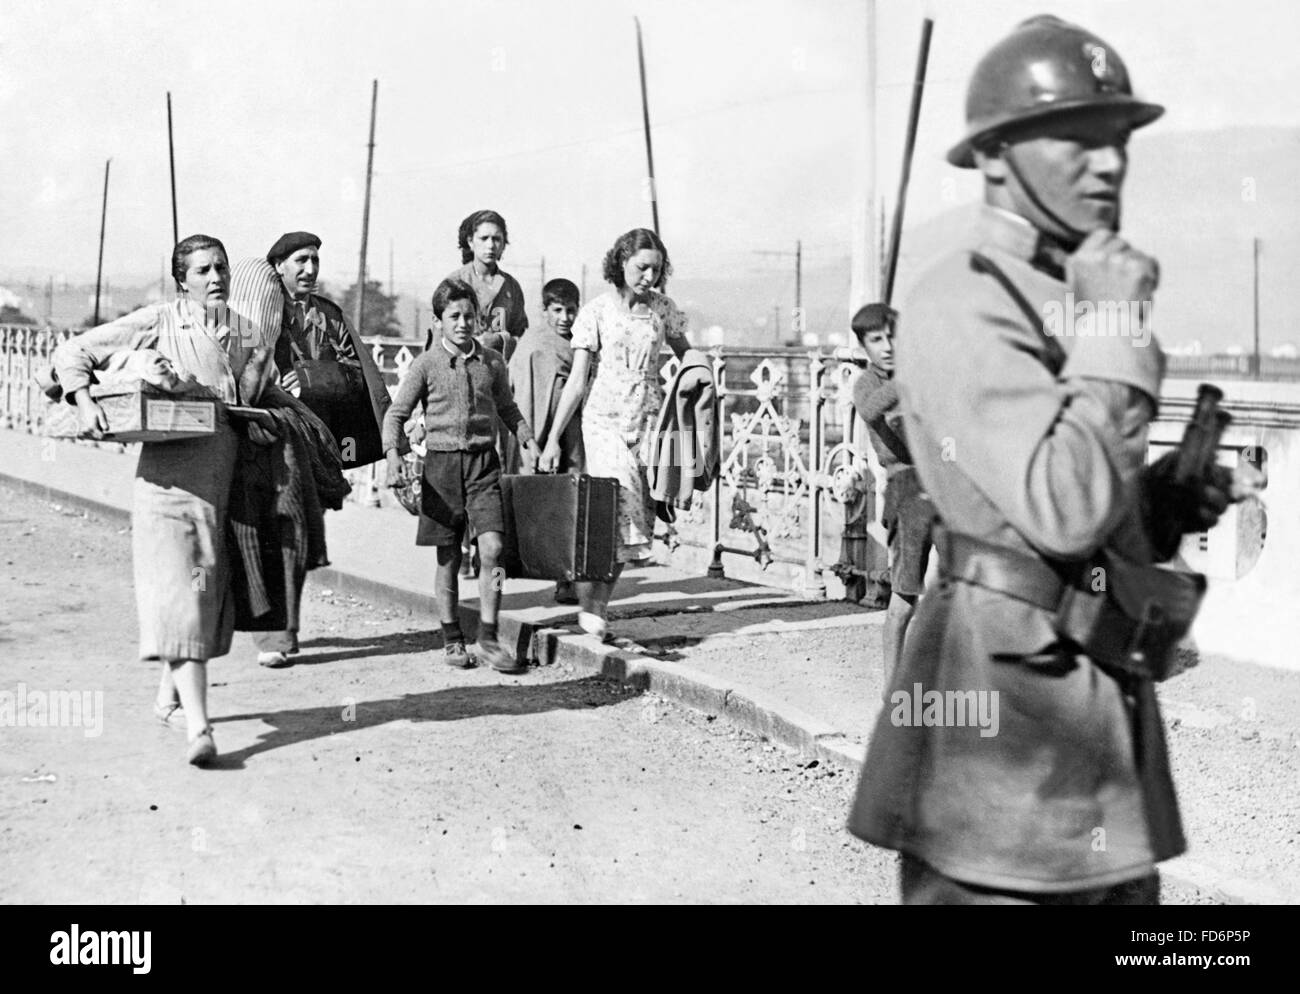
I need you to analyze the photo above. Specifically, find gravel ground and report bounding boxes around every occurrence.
[5,484,1287,903]
[0,486,897,904]
[628,618,1300,902]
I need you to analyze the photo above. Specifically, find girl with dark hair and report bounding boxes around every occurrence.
[444,209,529,578]
[447,209,528,362]
[52,235,278,767]
[538,228,691,639]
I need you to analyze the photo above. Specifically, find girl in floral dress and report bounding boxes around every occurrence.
[540,228,690,638]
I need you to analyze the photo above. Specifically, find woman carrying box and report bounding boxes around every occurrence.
[53,234,275,767]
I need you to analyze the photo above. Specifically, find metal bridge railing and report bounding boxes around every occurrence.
[11,326,1298,602]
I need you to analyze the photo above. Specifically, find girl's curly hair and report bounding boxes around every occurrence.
[601,227,671,290]
[457,210,509,265]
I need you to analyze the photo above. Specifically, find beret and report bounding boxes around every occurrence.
[266,231,321,266]
[851,302,898,335]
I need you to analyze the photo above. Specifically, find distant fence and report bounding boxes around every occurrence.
[1166,353,1300,381]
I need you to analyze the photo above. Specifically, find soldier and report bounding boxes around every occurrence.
[847,15,1253,904]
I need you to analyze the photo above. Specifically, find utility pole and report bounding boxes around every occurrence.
[93,159,110,326]
[1253,236,1262,379]
[166,93,178,246]
[389,239,394,298]
[753,241,803,335]
[850,0,878,311]
[540,255,546,296]
[45,276,53,325]
[634,17,660,235]
[795,239,802,332]
[355,79,379,335]
[581,263,588,302]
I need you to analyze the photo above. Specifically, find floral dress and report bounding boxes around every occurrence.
[570,290,687,563]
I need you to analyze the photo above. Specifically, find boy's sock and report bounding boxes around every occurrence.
[441,621,465,646]
[478,621,498,643]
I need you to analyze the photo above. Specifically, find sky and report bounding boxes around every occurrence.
[3,0,1298,344]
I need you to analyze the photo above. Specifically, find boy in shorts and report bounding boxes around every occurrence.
[384,277,538,671]
[850,303,936,685]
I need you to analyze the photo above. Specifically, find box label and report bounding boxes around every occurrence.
[144,399,216,432]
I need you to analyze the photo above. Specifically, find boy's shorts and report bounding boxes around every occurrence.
[416,448,505,547]
[883,467,936,598]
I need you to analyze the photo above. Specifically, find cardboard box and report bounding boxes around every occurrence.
[43,385,219,443]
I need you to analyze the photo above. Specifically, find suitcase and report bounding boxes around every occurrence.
[500,473,619,582]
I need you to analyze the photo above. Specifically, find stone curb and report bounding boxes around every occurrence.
[1,472,131,527]
[1,469,1280,905]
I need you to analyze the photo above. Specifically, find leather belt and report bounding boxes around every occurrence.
[936,528,1082,612]
[934,526,1198,683]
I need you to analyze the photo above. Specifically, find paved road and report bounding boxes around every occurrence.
[0,486,896,903]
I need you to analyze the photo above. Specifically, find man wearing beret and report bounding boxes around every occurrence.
[847,16,1255,904]
[256,230,394,667]
[849,301,935,688]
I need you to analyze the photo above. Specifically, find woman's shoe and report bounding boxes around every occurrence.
[187,727,217,767]
[258,651,290,668]
[152,700,186,732]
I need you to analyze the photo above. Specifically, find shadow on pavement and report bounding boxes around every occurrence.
[210,676,643,769]
[290,629,444,666]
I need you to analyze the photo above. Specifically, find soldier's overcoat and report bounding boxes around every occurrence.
[848,205,1184,892]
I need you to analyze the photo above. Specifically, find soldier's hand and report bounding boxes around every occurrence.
[1067,229,1160,306]
[1146,452,1230,538]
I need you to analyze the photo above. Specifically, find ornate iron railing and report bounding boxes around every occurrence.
[24,327,1296,600]
[1,326,890,597]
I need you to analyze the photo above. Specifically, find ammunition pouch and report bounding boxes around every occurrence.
[938,530,1206,682]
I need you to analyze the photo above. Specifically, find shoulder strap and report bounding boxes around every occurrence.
[969,250,1067,373]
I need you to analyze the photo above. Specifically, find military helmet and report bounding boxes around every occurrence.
[948,15,1164,168]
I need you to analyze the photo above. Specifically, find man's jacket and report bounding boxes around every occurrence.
[848,206,1181,893]
[273,291,396,468]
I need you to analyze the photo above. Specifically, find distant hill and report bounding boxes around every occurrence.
[892,126,1300,355]
[7,128,1294,351]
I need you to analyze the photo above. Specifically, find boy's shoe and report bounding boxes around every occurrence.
[443,641,473,669]
[471,638,526,674]
[577,611,614,644]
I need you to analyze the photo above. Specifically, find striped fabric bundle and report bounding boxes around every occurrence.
[228,257,284,404]
[228,257,283,350]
